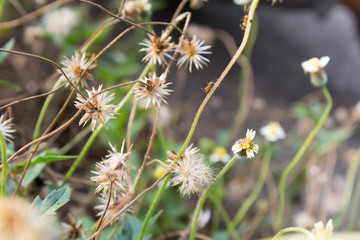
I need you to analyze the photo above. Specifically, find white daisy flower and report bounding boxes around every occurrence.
[134,72,173,109]
[0,115,15,143]
[139,33,174,66]
[301,56,330,87]
[259,121,286,142]
[167,145,213,196]
[74,85,117,131]
[209,147,231,164]
[232,129,259,158]
[59,52,96,88]
[177,35,211,72]
[310,219,334,240]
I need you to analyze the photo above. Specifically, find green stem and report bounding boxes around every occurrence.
[189,156,239,240]
[276,85,333,230]
[334,146,360,228]
[33,80,62,141]
[228,144,273,236]
[0,132,7,199]
[209,194,240,240]
[347,178,360,230]
[272,227,312,240]
[0,0,5,21]
[139,1,261,238]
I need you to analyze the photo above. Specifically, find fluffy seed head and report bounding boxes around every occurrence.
[75,85,117,131]
[177,35,211,72]
[139,33,174,66]
[134,72,173,109]
[167,145,213,196]
[0,115,15,143]
[232,129,259,158]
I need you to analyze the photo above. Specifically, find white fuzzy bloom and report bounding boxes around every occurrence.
[0,115,15,142]
[59,52,96,88]
[301,56,330,87]
[134,72,173,109]
[75,85,117,131]
[259,121,286,142]
[310,219,334,240]
[43,7,78,39]
[177,35,211,72]
[139,33,174,66]
[167,145,213,196]
[209,147,230,164]
[232,129,259,158]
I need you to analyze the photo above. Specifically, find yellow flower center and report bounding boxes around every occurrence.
[308,58,321,68]
[240,139,253,150]
[214,147,227,156]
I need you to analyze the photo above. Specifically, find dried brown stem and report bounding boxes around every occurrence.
[95,182,113,238]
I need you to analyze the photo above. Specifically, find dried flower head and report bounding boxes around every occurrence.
[91,142,131,198]
[75,85,117,131]
[61,214,84,240]
[59,52,96,88]
[122,0,151,20]
[232,129,259,158]
[259,121,286,142]
[139,33,174,66]
[134,72,173,109]
[209,147,230,164]
[43,7,77,39]
[177,35,211,72]
[0,115,15,142]
[301,56,330,87]
[167,145,213,196]
[310,219,333,240]
[0,197,58,240]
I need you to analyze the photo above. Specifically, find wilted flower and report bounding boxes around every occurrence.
[232,129,259,158]
[75,85,117,131]
[0,115,15,142]
[91,142,131,198]
[43,7,78,39]
[0,197,58,240]
[177,35,211,72]
[59,52,96,88]
[167,145,213,196]
[61,214,84,240]
[122,0,151,20]
[139,33,174,66]
[301,56,330,87]
[134,72,173,108]
[259,121,286,142]
[209,147,231,164]
[310,219,333,240]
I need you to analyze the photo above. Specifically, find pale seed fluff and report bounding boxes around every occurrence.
[209,147,231,164]
[167,145,213,196]
[139,33,174,66]
[259,121,286,142]
[134,72,173,109]
[177,35,211,72]
[58,52,96,88]
[91,142,131,198]
[43,7,78,39]
[310,219,334,240]
[75,85,117,131]
[232,129,259,158]
[0,197,58,240]
[0,115,15,142]
[301,56,330,87]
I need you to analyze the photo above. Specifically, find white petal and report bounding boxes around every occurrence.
[301,61,318,73]
[319,56,330,68]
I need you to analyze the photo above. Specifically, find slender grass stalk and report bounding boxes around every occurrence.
[139,1,260,238]
[276,85,333,230]
[272,227,312,240]
[0,131,7,199]
[227,144,273,236]
[189,156,238,240]
[0,0,5,21]
[334,146,360,228]
[347,178,360,230]
[209,194,240,240]
[33,80,62,141]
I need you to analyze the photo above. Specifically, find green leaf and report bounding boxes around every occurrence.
[0,38,15,64]
[0,80,22,92]
[23,162,46,188]
[31,186,71,215]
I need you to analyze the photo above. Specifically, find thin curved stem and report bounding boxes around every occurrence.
[227,144,273,236]
[190,156,239,240]
[0,132,7,199]
[272,227,312,240]
[276,85,333,230]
